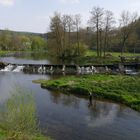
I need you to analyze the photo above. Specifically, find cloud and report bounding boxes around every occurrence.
[0,0,16,6]
[59,0,79,4]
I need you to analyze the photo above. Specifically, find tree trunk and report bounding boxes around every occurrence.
[96,28,99,57]
[104,31,107,57]
[76,26,80,56]
[99,30,102,57]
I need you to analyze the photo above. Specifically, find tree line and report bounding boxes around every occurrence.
[48,6,140,58]
[0,30,47,51]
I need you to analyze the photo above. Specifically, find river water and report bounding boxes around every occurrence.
[0,53,140,140]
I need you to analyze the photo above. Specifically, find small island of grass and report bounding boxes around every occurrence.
[34,74,140,112]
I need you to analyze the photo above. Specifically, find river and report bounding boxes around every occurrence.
[0,53,140,140]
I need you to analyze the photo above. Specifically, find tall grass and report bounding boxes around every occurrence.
[0,87,51,140]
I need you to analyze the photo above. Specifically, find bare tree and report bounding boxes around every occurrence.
[99,28,103,57]
[103,10,115,57]
[62,15,69,56]
[119,11,138,54]
[67,15,74,48]
[50,12,64,57]
[74,14,81,55]
[89,6,104,57]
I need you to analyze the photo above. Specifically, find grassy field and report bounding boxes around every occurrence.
[78,50,140,65]
[86,50,140,57]
[34,74,140,112]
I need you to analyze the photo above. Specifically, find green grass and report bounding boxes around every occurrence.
[35,74,140,112]
[0,50,13,56]
[79,50,140,65]
[85,50,97,57]
[0,87,51,140]
[86,50,140,57]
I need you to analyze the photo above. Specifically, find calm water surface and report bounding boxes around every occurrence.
[0,54,140,140]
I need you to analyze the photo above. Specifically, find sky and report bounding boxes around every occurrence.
[0,0,140,33]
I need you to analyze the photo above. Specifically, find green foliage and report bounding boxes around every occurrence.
[38,74,140,112]
[79,50,140,65]
[0,87,51,140]
[31,36,47,51]
[0,30,47,51]
[63,43,87,57]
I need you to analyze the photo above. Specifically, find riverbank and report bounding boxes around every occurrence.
[34,74,140,112]
[62,51,140,65]
[0,88,51,140]
[79,50,140,64]
[0,129,51,140]
[1,50,140,65]
[0,51,12,57]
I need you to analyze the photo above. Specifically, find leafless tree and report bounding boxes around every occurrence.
[50,12,64,56]
[74,14,81,55]
[103,10,115,57]
[67,15,74,48]
[89,6,104,57]
[62,15,69,56]
[119,10,138,54]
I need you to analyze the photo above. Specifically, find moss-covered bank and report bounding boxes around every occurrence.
[34,74,140,112]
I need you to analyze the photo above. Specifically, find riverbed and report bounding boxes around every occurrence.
[0,53,140,140]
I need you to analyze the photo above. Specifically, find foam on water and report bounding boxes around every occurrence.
[0,64,14,72]
[13,66,25,72]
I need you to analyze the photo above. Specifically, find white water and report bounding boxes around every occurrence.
[13,66,25,72]
[125,69,138,75]
[0,65,24,72]
[77,66,97,74]
[0,64,14,72]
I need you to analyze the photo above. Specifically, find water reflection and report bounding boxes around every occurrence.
[0,73,16,102]
[49,91,124,128]
[50,91,80,109]
[40,89,140,140]
[0,52,81,64]
[86,100,118,128]
[0,56,50,64]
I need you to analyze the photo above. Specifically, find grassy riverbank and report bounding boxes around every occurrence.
[34,74,140,112]
[86,50,140,57]
[0,88,51,140]
[0,50,43,57]
[0,50,12,56]
[78,50,140,64]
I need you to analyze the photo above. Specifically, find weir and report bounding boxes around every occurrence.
[0,62,140,75]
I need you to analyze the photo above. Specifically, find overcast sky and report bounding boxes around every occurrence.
[0,0,140,33]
